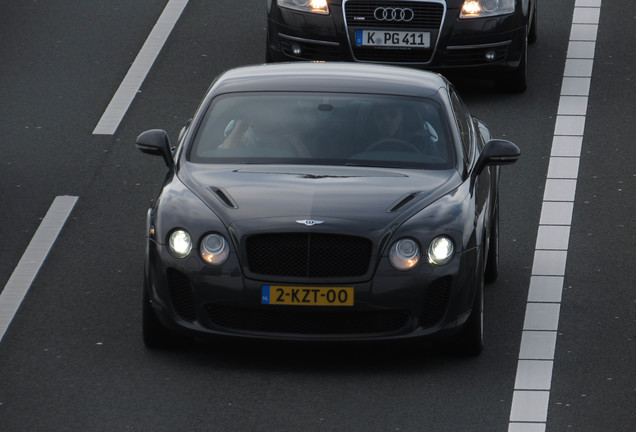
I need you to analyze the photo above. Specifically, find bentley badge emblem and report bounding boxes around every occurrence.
[296,219,324,226]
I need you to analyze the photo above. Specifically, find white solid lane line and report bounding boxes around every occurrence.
[92,0,190,135]
[0,196,78,343]
[508,0,602,431]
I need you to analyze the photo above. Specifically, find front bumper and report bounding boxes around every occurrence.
[266,1,526,74]
[145,239,481,342]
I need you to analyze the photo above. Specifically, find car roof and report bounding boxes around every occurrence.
[206,62,448,99]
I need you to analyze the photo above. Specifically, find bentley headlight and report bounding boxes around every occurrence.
[427,236,455,266]
[460,0,515,18]
[168,229,192,258]
[389,238,421,271]
[200,233,230,265]
[277,0,329,15]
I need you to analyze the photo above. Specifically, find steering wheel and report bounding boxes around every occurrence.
[365,138,420,154]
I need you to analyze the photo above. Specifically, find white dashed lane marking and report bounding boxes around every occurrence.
[0,196,78,343]
[508,1,602,431]
[92,0,190,135]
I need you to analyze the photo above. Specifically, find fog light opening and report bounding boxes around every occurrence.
[484,50,497,62]
[291,44,302,56]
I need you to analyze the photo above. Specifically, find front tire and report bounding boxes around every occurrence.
[528,1,537,44]
[484,201,499,283]
[497,34,528,93]
[265,35,273,63]
[456,272,484,356]
[142,279,184,349]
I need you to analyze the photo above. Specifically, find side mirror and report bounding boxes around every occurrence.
[474,139,520,175]
[136,129,174,169]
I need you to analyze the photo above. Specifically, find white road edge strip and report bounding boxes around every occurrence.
[508,1,602,431]
[0,196,79,343]
[92,0,190,135]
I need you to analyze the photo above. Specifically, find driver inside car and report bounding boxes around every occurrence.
[372,103,404,138]
[356,102,440,156]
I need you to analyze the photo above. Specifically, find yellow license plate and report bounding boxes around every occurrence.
[261,285,354,306]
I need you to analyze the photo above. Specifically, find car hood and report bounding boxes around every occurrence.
[179,164,461,234]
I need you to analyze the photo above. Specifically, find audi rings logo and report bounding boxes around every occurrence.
[374,7,415,22]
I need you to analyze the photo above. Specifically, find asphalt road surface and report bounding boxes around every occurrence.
[0,1,633,431]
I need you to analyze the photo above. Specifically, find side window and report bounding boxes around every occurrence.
[450,90,472,163]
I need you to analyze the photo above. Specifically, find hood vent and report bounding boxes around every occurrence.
[388,193,419,213]
[209,187,238,209]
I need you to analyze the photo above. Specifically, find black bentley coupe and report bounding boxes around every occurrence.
[266,0,537,92]
[136,62,519,355]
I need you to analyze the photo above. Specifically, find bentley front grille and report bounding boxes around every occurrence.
[245,233,372,278]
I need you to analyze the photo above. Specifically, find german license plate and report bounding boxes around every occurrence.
[261,285,354,306]
[356,30,430,48]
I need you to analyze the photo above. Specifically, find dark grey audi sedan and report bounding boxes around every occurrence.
[136,62,519,355]
[266,0,537,92]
